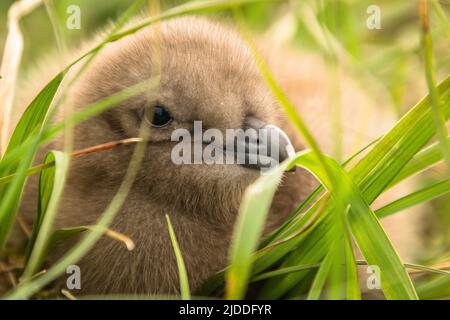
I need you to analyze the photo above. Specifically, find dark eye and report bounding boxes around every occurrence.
[144,105,173,128]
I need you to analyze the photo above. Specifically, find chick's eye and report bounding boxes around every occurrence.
[145,105,173,128]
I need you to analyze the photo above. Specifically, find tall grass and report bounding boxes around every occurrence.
[0,0,449,300]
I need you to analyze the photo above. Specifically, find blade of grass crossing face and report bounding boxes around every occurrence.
[166,215,191,300]
[49,226,135,251]
[48,0,147,121]
[227,150,417,299]
[226,160,291,299]
[260,138,380,249]
[0,77,158,175]
[232,6,334,186]
[0,138,142,186]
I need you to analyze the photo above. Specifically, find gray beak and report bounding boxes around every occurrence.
[198,117,296,171]
[237,117,296,171]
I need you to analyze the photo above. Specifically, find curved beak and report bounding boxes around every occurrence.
[238,117,296,171]
[198,117,296,172]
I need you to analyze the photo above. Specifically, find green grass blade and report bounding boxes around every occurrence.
[344,237,361,300]
[251,263,321,282]
[257,209,336,298]
[48,226,88,247]
[307,154,419,300]
[403,263,450,277]
[252,260,450,282]
[260,138,380,249]
[346,195,418,300]
[22,151,70,279]
[376,179,450,218]
[107,0,281,43]
[225,159,292,299]
[351,76,450,203]
[431,0,450,40]
[38,225,135,256]
[0,74,63,250]
[417,276,450,300]
[166,215,191,300]
[419,1,450,171]
[3,73,63,156]
[0,162,54,185]
[307,247,334,300]
[389,137,449,187]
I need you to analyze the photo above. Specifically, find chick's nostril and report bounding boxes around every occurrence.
[245,116,266,130]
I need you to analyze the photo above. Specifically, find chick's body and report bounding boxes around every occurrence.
[18,17,422,295]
